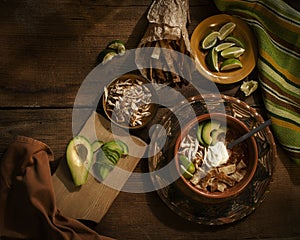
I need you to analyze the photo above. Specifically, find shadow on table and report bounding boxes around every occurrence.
[277,146,300,186]
[126,4,150,49]
[137,157,246,233]
[144,188,248,234]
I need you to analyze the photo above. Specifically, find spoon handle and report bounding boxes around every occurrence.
[227,119,272,149]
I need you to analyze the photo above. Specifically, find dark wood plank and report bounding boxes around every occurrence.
[1,110,300,239]
[0,2,150,107]
[0,0,219,108]
[0,3,149,36]
[1,0,300,239]
[0,109,74,157]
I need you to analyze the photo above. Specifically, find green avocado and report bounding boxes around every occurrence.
[66,136,93,187]
[211,126,226,145]
[93,139,129,181]
[201,121,221,146]
[106,39,126,55]
[101,141,123,159]
[115,140,129,155]
[91,140,104,153]
[197,122,206,146]
[95,162,114,181]
[97,48,118,64]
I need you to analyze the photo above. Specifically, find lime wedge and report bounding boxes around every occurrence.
[201,31,220,50]
[215,42,235,52]
[221,46,245,58]
[206,47,219,72]
[218,22,236,40]
[224,36,245,48]
[97,49,118,64]
[106,39,126,55]
[220,58,243,71]
[180,165,194,179]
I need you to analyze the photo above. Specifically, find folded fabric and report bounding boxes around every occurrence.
[0,136,112,240]
[214,0,300,164]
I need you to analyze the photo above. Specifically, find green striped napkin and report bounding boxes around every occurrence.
[213,0,300,164]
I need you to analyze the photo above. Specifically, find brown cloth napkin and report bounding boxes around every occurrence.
[0,136,112,240]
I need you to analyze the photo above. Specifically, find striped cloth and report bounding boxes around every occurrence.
[213,0,300,164]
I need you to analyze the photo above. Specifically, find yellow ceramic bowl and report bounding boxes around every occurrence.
[191,14,258,84]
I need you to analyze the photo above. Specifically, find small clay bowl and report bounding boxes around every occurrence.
[102,74,157,130]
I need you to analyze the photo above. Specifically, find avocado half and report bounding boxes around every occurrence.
[66,136,93,186]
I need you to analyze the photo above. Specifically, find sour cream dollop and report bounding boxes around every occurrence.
[202,141,229,170]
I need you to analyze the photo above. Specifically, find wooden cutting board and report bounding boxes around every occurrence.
[52,111,147,222]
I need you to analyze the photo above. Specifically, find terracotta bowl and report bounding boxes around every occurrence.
[102,74,157,130]
[174,113,258,202]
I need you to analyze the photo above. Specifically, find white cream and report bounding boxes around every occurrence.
[202,141,229,170]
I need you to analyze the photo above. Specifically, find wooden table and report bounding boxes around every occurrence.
[1,0,300,239]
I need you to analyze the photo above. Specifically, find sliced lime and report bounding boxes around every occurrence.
[218,22,236,40]
[221,46,245,58]
[220,58,243,71]
[179,155,196,174]
[224,36,245,48]
[206,47,219,72]
[106,39,126,55]
[180,165,194,179]
[201,31,220,50]
[215,42,235,52]
[97,49,118,64]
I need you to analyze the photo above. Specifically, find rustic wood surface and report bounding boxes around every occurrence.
[53,112,147,222]
[1,0,300,239]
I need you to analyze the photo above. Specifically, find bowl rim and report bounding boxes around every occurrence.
[174,112,258,199]
[102,73,158,130]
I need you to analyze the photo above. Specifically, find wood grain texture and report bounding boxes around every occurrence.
[53,112,146,222]
[0,0,218,108]
[0,109,73,156]
[98,147,300,240]
[0,0,299,239]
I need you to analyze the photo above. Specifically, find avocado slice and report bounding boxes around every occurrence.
[106,39,126,55]
[211,126,226,145]
[93,139,129,181]
[93,161,115,181]
[66,136,93,187]
[201,121,221,146]
[115,140,129,156]
[101,141,123,160]
[101,140,128,158]
[197,122,206,146]
[97,48,118,64]
[93,151,115,181]
[91,140,104,153]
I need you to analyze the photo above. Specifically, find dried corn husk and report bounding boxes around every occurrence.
[136,0,192,84]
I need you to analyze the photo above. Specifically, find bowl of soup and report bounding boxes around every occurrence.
[174,113,258,202]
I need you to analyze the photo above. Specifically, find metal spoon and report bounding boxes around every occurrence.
[227,119,272,149]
